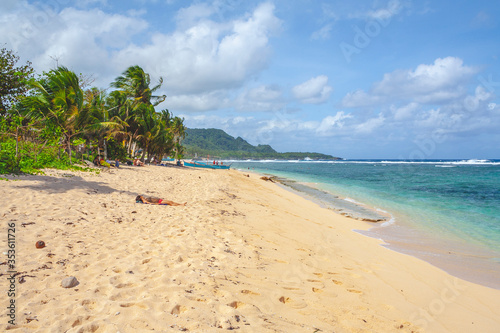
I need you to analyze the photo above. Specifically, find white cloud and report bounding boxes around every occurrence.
[365,0,403,20]
[1,2,282,112]
[235,85,284,112]
[292,75,333,104]
[311,23,333,40]
[114,2,282,97]
[342,90,383,108]
[463,85,492,112]
[167,91,231,112]
[1,5,148,84]
[316,111,353,135]
[355,113,385,134]
[392,102,420,121]
[347,0,405,21]
[342,57,478,107]
[175,2,216,29]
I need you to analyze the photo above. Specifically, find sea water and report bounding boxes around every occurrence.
[230,159,500,289]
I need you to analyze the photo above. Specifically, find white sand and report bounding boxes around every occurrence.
[1,165,499,332]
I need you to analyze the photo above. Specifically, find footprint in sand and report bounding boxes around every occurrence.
[347,289,363,294]
[283,287,301,291]
[80,300,97,310]
[171,304,187,315]
[241,289,260,296]
[228,301,244,309]
[279,296,290,304]
[332,279,343,285]
[279,296,307,309]
[120,302,148,309]
[306,279,326,289]
[115,283,135,289]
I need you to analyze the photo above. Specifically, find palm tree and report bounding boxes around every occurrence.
[111,65,169,159]
[111,65,166,107]
[171,116,186,162]
[20,66,88,164]
[84,88,126,159]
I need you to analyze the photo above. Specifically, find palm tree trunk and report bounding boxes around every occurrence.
[104,139,108,160]
[140,146,146,162]
[15,127,19,161]
[66,134,72,164]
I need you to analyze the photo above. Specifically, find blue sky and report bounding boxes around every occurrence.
[2,0,500,159]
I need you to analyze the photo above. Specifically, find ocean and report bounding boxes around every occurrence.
[229,159,500,289]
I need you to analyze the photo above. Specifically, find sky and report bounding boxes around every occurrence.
[1,0,500,159]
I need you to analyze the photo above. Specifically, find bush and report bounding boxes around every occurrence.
[0,138,90,174]
[106,139,128,161]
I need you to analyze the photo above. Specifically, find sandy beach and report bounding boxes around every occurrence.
[1,165,500,332]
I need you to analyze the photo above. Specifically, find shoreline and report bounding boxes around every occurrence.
[1,166,500,332]
[235,166,500,291]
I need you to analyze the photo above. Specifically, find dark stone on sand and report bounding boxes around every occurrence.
[61,276,79,288]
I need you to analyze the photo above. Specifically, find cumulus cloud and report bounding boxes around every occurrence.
[115,2,282,97]
[342,57,478,107]
[175,2,216,29]
[1,2,282,111]
[392,102,420,121]
[292,75,333,104]
[167,91,231,112]
[355,113,385,134]
[316,112,352,135]
[1,5,148,85]
[234,85,284,111]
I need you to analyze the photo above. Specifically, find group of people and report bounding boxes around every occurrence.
[93,156,119,168]
[93,155,165,168]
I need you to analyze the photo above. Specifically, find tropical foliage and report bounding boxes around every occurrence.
[0,47,185,174]
[0,47,34,115]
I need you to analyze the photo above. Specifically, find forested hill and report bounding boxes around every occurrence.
[183,128,340,160]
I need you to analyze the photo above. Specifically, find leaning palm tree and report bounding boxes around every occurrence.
[83,88,126,159]
[20,66,88,164]
[111,65,166,107]
[110,65,167,157]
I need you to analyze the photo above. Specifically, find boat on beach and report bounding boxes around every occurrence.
[183,161,231,169]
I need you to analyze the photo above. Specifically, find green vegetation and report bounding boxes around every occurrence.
[0,47,185,174]
[183,128,339,160]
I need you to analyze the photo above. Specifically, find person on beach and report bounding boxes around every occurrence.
[134,158,144,166]
[135,195,186,206]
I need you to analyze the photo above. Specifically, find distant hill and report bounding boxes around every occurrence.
[182,128,340,160]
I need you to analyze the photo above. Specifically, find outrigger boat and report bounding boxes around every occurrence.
[184,159,231,169]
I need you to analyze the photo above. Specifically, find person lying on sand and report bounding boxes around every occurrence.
[133,158,144,166]
[135,195,186,206]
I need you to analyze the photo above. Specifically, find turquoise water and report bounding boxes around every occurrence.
[231,159,500,288]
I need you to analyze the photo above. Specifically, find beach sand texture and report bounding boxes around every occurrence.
[1,166,499,332]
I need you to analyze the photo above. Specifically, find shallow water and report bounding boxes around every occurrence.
[230,159,500,289]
